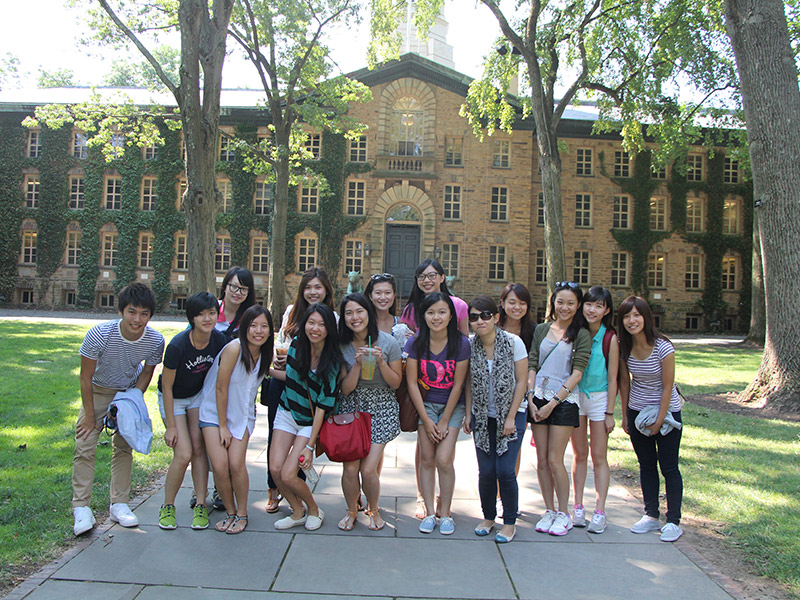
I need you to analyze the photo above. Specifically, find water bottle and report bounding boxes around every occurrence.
[298,455,320,484]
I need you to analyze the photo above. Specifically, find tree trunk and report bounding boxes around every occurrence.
[725,0,800,408]
[746,210,765,344]
[267,125,291,321]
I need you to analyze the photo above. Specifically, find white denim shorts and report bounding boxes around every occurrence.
[578,391,609,422]
[273,406,313,439]
[158,389,204,419]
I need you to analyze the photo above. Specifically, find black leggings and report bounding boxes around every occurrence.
[263,378,305,490]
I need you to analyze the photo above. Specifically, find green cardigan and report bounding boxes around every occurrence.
[528,322,592,374]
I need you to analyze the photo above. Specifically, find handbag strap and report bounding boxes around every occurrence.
[538,339,560,372]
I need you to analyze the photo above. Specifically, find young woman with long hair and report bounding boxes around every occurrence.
[528,282,591,536]
[406,292,470,535]
[498,283,534,353]
[464,296,528,543]
[269,304,343,531]
[199,305,274,534]
[336,294,403,531]
[364,272,413,344]
[570,286,618,534]
[216,266,256,338]
[618,296,684,542]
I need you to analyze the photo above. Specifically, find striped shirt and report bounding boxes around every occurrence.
[279,340,340,426]
[79,320,165,390]
[626,337,681,412]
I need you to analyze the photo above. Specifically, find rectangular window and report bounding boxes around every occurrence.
[443,185,461,220]
[722,255,738,290]
[143,144,158,160]
[299,186,319,214]
[573,251,590,285]
[687,154,704,182]
[251,236,270,273]
[297,237,317,272]
[614,150,630,177]
[217,178,232,213]
[650,196,667,231]
[139,233,153,268]
[175,234,187,270]
[66,231,81,266]
[69,175,85,209]
[685,255,702,290]
[215,235,231,272]
[648,252,666,288]
[488,245,506,280]
[652,164,667,180]
[219,133,235,161]
[576,148,592,176]
[490,186,508,221]
[445,137,463,166]
[72,132,88,159]
[685,314,701,330]
[575,194,592,227]
[343,239,364,274]
[102,233,118,267]
[254,181,271,215]
[176,178,187,211]
[21,231,37,264]
[304,133,321,159]
[24,175,39,208]
[723,157,740,184]
[110,133,125,159]
[140,177,157,211]
[64,291,77,306]
[20,289,35,304]
[349,135,367,162]
[537,192,545,226]
[686,196,704,233]
[346,181,365,216]
[613,195,630,229]
[534,249,547,284]
[99,293,115,308]
[722,198,740,234]
[441,243,460,278]
[104,176,122,210]
[27,131,41,158]
[492,140,510,168]
[611,252,628,286]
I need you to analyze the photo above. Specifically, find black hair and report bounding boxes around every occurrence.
[617,296,669,361]
[547,282,585,343]
[218,266,256,335]
[185,292,219,328]
[468,295,498,314]
[285,267,335,339]
[338,293,380,346]
[118,283,156,316]
[401,258,453,330]
[364,273,398,316]
[237,304,274,379]
[294,303,343,383]
[412,292,462,361]
[583,285,615,331]
[498,282,534,352]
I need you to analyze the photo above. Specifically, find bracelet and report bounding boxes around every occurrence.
[605,412,614,416]
[305,444,315,452]
[561,385,570,393]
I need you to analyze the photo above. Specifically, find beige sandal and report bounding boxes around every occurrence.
[226,515,248,535]
[415,498,426,520]
[214,514,236,532]
[367,508,385,531]
[338,510,357,531]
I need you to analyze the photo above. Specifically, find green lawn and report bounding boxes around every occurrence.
[0,320,182,588]
[608,344,800,595]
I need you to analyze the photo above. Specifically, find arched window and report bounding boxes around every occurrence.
[386,204,421,222]
[390,97,424,156]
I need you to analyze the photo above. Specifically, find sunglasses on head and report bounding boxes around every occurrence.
[468,310,495,322]
[370,273,394,282]
[555,281,579,290]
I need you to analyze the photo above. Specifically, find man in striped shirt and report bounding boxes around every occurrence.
[72,283,165,536]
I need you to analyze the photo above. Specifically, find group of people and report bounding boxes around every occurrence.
[71,260,684,545]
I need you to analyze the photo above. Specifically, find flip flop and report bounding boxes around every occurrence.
[214,514,236,533]
[338,510,357,531]
[266,491,282,514]
[367,508,385,531]
[226,515,248,535]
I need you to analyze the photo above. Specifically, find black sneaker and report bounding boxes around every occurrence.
[211,488,225,511]
[189,491,197,509]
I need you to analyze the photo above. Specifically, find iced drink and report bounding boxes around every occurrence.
[360,349,376,380]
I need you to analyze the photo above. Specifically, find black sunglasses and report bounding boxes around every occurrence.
[468,310,496,322]
[555,281,579,290]
[370,273,394,282]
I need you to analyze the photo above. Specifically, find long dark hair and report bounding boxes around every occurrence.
[498,282,534,352]
[364,272,398,315]
[237,305,273,379]
[547,281,585,343]
[583,285,615,331]
[294,303,343,383]
[401,258,453,329]
[218,266,256,335]
[413,292,462,360]
[339,293,379,346]
[617,296,667,361]
[285,267,335,339]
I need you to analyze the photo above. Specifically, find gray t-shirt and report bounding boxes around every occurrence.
[341,330,401,388]
[534,337,579,405]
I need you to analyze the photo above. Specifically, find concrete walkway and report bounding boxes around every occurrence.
[8,414,735,600]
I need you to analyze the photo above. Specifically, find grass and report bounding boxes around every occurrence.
[608,343,800,596]
[0,320,182,588]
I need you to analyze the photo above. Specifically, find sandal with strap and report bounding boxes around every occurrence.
[214,514,236,532]
[226,515,248,535]
[266,490,282,514]
[367,508,385,531]
[338,510,358,531]
[415,498,426,520]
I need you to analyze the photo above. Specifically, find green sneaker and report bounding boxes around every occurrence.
[159,504,177,530]
[192,504,209,530]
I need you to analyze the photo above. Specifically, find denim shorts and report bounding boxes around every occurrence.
[158,390,203,419]
[421,401,466,430]
[528,397,580,428]
[578,391,609,422]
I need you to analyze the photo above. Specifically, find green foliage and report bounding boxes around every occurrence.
[0,53,20,91]
[37,68,76,88]
[368,0,443,67]
[103,46,181,90]
[0,123,25,301]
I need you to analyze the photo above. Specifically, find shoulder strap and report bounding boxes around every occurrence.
[602,328,615,370]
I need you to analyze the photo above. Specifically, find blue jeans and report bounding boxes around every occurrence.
[474,411,526,525]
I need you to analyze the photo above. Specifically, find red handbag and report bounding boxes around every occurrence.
[317,390,372,463]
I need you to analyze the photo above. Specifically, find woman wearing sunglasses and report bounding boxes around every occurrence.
[528,281,591,536]
[464,296,528,543]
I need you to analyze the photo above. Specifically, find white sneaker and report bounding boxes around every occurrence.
[572,504,586,527]
[660,522,683,542]
[630,514,661,534]
[587,512,607,534]
[73,506,95,536]
[535,509,557,533]
[109,503,139,527]
[548,511,574,536]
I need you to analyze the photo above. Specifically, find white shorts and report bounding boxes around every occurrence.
[158,389,203,419]
[273,406,313,439]
[578,391,609,422]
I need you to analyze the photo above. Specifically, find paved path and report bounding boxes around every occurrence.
[8,414,734,600]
